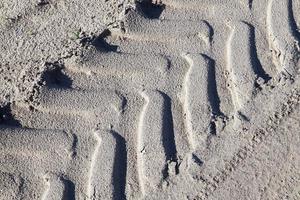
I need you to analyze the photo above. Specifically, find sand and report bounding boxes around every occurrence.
[0,0,300,199]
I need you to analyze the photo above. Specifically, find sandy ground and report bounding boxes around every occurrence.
[0,0,300,199]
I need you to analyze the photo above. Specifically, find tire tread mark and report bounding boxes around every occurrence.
[196,89,300,199]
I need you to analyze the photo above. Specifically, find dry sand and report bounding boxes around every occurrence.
[0,0,300,199]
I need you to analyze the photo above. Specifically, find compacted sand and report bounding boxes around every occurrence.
[0,0,300,199]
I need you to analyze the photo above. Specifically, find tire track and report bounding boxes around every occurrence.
[196,88,300,199]
[138,90,178,191]
[1,0,300,199]
[226,21,268,113]
[267,0,300,77]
